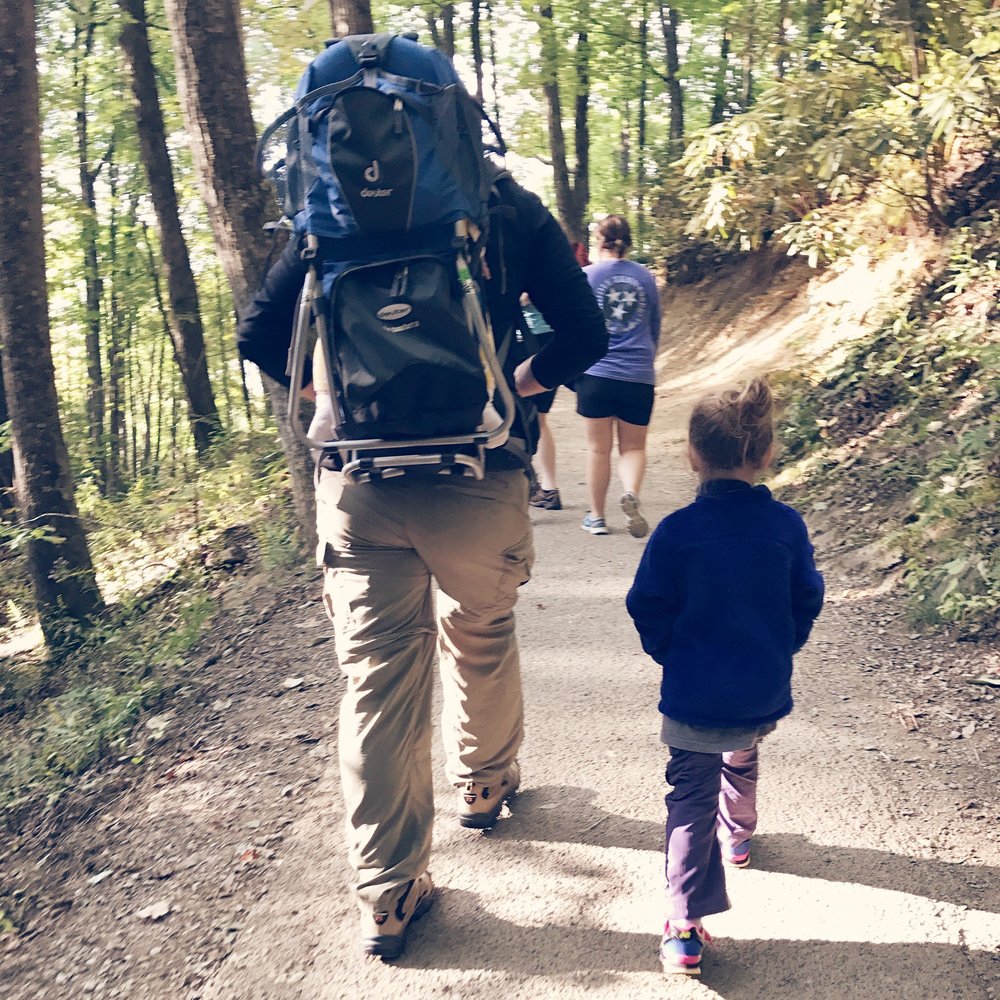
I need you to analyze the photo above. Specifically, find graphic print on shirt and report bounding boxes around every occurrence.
[596,273,647,336]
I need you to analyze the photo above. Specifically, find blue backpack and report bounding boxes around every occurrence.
[257,33,514,482]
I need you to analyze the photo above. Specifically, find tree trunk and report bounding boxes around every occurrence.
[776,0,790,79]
[73,9,108,490]
[471,0,484,101]
[710,24,732,125]
[486,1,502,129]
[659,2,684,160]
[0,353,13,513]
[0,0,104,642]
[741,0,756,109]
[538,2,588,245]
[119,0,222,458]
[805,0,824,70]
[573,6,591,232]
[162,0,316,544]
[442,5,456,59]
[327,0,374,37]
[107,155,126,496]
[636,2,649,245]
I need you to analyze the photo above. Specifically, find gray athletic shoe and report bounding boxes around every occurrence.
[582,514,609,535]
[620,492,648,538]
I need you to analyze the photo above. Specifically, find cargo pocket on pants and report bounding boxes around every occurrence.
[496,531,534,603]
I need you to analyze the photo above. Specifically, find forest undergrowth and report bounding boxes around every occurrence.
[772,210,999,639]
[0,433,303,831]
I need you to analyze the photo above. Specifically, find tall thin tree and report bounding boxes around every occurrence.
[327,0,374,37]
[538,1,590,245]
[118,0,223,458]
[73,2,110,489]
[0,0,104,643]
[659,2,685,160]
[162,0,316,540]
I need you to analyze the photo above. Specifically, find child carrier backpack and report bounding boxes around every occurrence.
[256,32,515,483]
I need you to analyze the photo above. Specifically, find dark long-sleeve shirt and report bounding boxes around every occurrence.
[626,479,824,729]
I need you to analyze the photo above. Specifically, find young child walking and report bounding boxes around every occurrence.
[626,378,824,976]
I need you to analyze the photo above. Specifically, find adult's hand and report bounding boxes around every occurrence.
[300,382,316,402]
[513,358,547,397]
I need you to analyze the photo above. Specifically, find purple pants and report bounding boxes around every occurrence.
[664,745,759,920]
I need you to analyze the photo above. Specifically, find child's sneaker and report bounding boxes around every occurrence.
[620,492,648,538]
[723,839,751,868]
[530,487,562,510]
[581,514,609,535]
[660,922,711,976]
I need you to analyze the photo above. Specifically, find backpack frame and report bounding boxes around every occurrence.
[256,33,515,484]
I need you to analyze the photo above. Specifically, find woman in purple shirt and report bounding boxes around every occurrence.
[577,215,661,538]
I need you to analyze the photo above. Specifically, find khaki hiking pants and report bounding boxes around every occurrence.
[316,468,534,905]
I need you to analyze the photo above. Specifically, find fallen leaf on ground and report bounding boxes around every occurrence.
[136,900,171,921]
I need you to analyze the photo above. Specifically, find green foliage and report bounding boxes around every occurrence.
[653,4,1000,262]
[0,430,303,821]
[776,219,999,635]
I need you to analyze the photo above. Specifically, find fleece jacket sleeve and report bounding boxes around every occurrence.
[626,526,682,665]
[236,235,311,389]
[790,515,825,652]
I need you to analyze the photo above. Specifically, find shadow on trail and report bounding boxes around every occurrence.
[399,890,994,1000]
[493,785,662,852]
[753,832,1000,914]
[399,887,656,976]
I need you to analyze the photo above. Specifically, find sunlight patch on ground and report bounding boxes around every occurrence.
[484,840,1000,952]
[0,622,43,659]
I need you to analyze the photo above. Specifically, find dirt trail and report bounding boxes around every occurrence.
[3,273,1000,999]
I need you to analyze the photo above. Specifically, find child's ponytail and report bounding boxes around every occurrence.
[689,377,774,471]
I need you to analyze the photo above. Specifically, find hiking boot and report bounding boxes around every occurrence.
[359,873,436,960]
[620,492,648,538]
[581,514,609,535]
[660,922,711,976]
[457,761,520,829]
[530,487,562,510]
[723,838,751,868]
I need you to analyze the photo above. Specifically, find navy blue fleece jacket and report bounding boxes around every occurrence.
[626,479,824,729]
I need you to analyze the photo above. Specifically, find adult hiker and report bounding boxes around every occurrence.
[577,214,661,538]
[237,33,607,961]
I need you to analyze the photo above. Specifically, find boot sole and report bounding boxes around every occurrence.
[362,891,436,960]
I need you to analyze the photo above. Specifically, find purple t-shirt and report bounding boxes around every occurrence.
[583,258,661,385]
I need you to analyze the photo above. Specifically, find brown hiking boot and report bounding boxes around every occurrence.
[457,761,520,829]
[359,873,436,959]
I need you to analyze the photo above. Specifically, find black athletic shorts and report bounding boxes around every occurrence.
[535,387,558,414]
[575,373,655,426]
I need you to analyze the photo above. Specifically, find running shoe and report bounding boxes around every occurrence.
[530,487,562,510]
[660,922,711,976]
[581,514,609,535]
[457,760,520,829]
[620,492,648,538]
[359,873,436,960]
[723,838,751,868]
